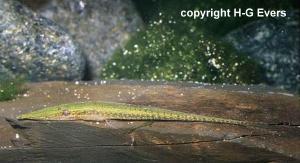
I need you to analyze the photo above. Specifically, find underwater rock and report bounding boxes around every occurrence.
[225,11,300,92]
[0,65,15,81]
[0,0,85,81]
[100,17,265,84]
[21,0,143,79]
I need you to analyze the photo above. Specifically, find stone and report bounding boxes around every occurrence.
[225,11,300,92]
[0,65,15,81]
[0,0,85,81]
[21,0,144,79]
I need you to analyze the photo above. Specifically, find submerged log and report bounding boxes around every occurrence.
[0,81,299,162]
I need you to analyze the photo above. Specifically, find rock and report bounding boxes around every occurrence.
[0,0,85,81]
[21,0,143,79]
[0,65,15,81]
[225,11,300,92]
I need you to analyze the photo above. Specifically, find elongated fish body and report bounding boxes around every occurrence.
[17,102,264,126]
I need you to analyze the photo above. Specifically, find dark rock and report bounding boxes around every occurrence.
[225,11,300,92]
[0,0,85,81]
[0,65,15,81]
[21,0,143,79]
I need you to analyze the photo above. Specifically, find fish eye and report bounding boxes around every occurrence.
[62,109,70,116]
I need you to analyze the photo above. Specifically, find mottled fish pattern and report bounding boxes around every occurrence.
[17,102,266,126]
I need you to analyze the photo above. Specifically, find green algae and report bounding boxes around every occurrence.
[100,16,265,84]
[0,77,26,101]
[133,0,297,37]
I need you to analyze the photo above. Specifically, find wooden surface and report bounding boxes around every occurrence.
[0,81,299,162]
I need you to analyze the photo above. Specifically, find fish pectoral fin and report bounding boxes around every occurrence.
[126,121,154,134]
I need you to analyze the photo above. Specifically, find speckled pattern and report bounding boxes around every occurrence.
[22,0,143,79]
[18,101,266,126]
[225,11,300,92]
[0,0,85,81]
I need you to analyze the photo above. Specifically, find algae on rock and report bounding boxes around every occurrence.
[0,77,26,101]
[0,0,85,81]
[101,16,265,84]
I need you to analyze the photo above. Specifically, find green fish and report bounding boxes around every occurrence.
[17,101,266,126]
